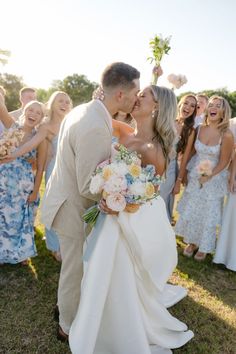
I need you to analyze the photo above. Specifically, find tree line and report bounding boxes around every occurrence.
[0,72,235,117]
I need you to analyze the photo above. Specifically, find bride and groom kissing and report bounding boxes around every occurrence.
[41,62,193,353]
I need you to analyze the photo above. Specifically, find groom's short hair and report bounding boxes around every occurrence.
[101,62,140,90]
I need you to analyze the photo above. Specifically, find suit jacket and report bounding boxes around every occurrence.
[41,100,112,238]
[9,108,23,121]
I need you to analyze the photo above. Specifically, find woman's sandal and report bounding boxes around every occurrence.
[21,259,29,266]
[194,251,207,261]
[183,244,198,258]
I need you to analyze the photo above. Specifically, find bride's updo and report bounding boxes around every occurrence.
[150,85,177,161]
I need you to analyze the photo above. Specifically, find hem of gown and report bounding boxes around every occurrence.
[0,252,37,264]
[213,260,236,272]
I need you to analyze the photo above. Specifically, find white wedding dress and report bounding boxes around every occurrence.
[213,193,236,271]
[69,197,193,354]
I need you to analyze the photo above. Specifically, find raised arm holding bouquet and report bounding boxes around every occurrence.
[147,34,171,84]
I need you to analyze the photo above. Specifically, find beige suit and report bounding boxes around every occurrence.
[9,108,23,121]
[41,99,112,333]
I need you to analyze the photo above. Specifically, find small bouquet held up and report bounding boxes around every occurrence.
[147,34,171,85]
[196,159,213,188]
[0,127,24,159]
[83,144,164,227]
[167,73,188,90]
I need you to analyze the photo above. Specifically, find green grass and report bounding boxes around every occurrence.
[0,186,236,353]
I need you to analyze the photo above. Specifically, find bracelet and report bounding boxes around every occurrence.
[177,177,182,182]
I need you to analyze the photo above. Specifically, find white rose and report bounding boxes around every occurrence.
[128,181,146,197]
[103,175,127,194]
[110,162,129,176]
[90,174,104,194]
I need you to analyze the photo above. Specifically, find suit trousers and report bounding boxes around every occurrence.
[56,231,84,334]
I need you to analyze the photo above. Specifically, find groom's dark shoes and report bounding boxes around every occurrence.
[54,305,59,322]
[57,325,69,343]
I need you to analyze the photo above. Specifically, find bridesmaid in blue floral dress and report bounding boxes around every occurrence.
[6,91,72,262]
[0,96,47,265]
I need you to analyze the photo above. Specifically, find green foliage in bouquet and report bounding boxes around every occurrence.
[147,34,171,66]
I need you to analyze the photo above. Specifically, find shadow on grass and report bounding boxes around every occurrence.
[171,293,236,354]
[1,229,236,353]
[0,229,70,354]
[175,238,236,311]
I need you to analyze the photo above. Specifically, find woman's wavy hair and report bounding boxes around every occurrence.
[176,94,197,154]
[45,91,72,122]
[205,95,231,132]
[150,85,177,161]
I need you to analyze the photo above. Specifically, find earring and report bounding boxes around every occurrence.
[151,110,156,118]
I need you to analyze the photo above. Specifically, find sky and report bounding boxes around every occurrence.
[1,0,236,94]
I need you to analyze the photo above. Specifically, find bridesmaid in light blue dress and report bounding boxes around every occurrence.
[0,98,47,265]
[45,135,60,254]
[44,91,72,261]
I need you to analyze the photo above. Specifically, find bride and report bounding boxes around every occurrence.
[69,85,194,354]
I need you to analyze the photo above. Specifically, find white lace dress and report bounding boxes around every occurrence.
[175,137,228,253]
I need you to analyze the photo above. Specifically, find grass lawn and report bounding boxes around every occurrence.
[0,185,236,353]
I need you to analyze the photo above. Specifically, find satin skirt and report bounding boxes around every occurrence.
[69,197,193,354]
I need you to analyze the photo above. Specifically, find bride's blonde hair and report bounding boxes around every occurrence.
[150,85,177,161]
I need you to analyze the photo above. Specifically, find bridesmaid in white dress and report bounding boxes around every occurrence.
[69,86,194,354]
[175,96,234,261]
[214,117,236,271]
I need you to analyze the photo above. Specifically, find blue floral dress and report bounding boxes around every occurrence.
[0,126,38,264]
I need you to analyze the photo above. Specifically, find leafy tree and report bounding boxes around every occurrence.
[51,74,98,106]
[0,49,10,65]
[0,73,24,111]
[37,88,52,104]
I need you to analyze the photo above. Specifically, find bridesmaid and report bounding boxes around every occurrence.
[4,91,72,261]
[44,91,72,261]
[0,94,47,265]
[160,94,197,221]
[175,96,234,261]
[213,117,236,271]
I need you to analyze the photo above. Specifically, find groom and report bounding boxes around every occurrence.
[41,62,140,340]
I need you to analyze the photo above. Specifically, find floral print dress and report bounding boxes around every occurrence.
[0,127,38,263]
[175,134,228,253]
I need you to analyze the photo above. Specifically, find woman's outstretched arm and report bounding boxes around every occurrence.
[10,125,49,159]
[0,92,15,129]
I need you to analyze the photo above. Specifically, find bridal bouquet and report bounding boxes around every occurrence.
[196,159,213,188]
[167,73,188,90]
[147,34,171,85]
[83,144,163,227]
[0,127,24,159]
